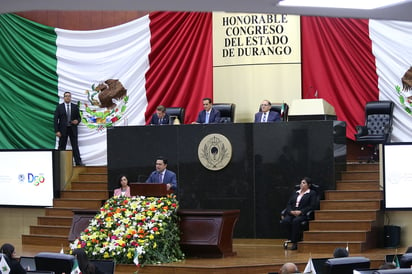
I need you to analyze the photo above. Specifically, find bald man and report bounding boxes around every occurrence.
[280,262,299,274]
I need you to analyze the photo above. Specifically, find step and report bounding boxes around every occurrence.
[53,198,104,208]
[340,171,379,180]
[71,181,107,191]
[78,173,108,182]
[320,200,381,210]
[83,166,108,173]
[336,181,380,191]
[38,216,73,226]
[325,190,383,200]
[314,210,380,220]
[22,234,70,246]
[303,230,369,242]
[346,163,379,172]
[30,225,71,236]
[298,241,366,253]
[309,220,374,231]
[45,207,78,217]
[60,190,109,199]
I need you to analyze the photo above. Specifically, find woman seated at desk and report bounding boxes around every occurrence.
[113,175,131,197]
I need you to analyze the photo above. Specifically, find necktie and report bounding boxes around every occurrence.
[205,112,210,123]
[66,104,71,125]
[158,172,163,183]
[263,113,267,122]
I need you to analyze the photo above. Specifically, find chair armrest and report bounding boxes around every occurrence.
[384,123,392,134]
[306,209,315,220]
[355,126,368,137]
[280,208,287,222]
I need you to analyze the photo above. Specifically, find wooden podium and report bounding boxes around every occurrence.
[178,209,240,258]
[130,182,173,197]
[68,209,99,241]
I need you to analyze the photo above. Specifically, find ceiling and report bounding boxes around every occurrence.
[2,0,412,22]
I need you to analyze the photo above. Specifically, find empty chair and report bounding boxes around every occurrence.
[323,256,370,274]
[34,252,75,274]
[213,103,236,123]
[165,107,185,124]
[354,101,394,161]
[400,253,412,268]
[90,259,115,274]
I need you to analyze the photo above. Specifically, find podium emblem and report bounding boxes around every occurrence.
[198,133,232,171]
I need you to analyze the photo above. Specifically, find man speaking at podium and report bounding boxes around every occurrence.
[146,156,177,191]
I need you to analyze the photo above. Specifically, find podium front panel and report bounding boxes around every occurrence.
[107,121,345,238]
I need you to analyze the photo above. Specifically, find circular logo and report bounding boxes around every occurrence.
[198,133,232,171]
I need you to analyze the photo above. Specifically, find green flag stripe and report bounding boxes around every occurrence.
[0,13,58,149]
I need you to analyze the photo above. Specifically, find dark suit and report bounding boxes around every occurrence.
[254,111,281,123]
[282,189,317,243]
[146,169,177,190]
[150,113,170,125]
[54,102,82,165]
[196,107,221,124]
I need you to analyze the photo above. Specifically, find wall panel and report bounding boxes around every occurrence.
[15,11,149,30]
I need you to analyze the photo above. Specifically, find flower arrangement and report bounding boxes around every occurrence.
[70,195,184,266]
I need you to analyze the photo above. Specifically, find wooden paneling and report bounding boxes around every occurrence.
[14,11,149,30]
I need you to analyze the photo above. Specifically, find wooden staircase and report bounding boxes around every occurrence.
[22,166,108,246]
[299,162,383,253]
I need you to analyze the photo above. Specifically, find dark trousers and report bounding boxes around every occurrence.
[282,214,308,243]
[58,126,82,165]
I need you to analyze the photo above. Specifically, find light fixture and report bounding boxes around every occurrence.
[277,0,408,10]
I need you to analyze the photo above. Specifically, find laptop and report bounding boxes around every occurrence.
[20,256,36,271]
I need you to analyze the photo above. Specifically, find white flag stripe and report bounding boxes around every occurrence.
[55,16,151,165]
[370,19,412,142]
[0,255,10,274]
[303,257,316,274]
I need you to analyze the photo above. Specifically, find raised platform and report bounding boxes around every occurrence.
[14,239,405,274]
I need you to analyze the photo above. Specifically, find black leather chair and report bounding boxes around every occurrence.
[90,259,115,274]
[324,256,370,274]
[213,103,236,123]
[355,101,394,161]
[280,183,320,249]
[165,107,185,124]
[258,102,289,121]
[34,252,75,274]
[400,253,412,268]
[373,270,412,274]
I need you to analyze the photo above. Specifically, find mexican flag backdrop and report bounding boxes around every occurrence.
[1,12,412,166]
[0,12,212,165]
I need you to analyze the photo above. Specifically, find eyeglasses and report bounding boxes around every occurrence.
[261,104,269,106]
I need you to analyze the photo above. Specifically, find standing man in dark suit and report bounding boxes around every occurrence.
[150,105,170,125]
[254,100,281,123]
[193,98,221,124]
[54,91,83,166]
[146,156,177,191]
